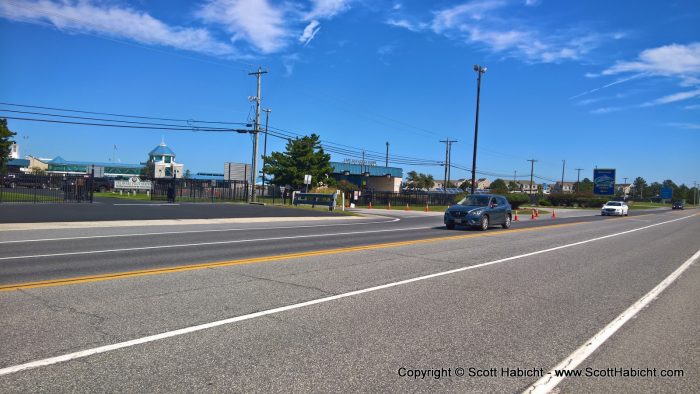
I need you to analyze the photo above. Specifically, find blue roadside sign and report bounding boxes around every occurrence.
[593,169,615,195]
[660,187,673,199]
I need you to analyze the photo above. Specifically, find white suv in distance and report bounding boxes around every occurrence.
[601,201,629,216]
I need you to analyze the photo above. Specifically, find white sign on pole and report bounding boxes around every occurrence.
[304,174,312,185]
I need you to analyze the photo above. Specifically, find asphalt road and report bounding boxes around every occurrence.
[0,209,697,392]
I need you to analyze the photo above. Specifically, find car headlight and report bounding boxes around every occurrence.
[470,209,484,216]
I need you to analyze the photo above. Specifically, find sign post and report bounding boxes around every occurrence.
[304,174,312,193]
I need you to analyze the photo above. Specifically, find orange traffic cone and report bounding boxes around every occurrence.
[513,210,519,221]
[531,211,536,220]
[424,203,430,212]
[551,210,556,219]
[405,203,410,211]
[368,201,372,209]
[388,201,392,210]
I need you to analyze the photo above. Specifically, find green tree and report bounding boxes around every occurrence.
[420,173,435,189]
[647,182,661,198]
[184,169,191,179]
[406,171,420,190]
[0,118,17,174]
[577,178,594,194]
[632,177,647,198]
[508,181,520,192]
[262,134,332,189]
[490,178,508,193]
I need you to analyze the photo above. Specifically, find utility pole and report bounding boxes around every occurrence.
[527,159,537,196]
[248,66,267,202]
[261,108,272,192]
[575,168,583,194]
[514,170,517,183]
[561,160,565,193]
[385,142,389,168]
[440,138,457,189]
[448,140,455,187]
[470,64,487,194]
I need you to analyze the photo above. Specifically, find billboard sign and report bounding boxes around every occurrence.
[660,187,673,199]
[593,169,615,195]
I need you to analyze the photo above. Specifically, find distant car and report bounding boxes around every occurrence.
[1,173,48,189]
[601,201,629,216]
[444,194,512,231]
[672,200,684,210]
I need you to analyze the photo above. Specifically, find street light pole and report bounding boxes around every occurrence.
[470,64,487,194]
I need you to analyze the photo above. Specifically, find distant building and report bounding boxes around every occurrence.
[330,161,403,192]
[552,181,576,194]
[514,181,539,194]
[146,141,184,178]
[10,142,19,159]
[615,183,632,196]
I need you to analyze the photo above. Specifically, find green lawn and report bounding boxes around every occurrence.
[0,191,62,202]
[93,192,152,201]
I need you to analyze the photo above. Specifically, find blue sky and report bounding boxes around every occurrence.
[1,0,699,186]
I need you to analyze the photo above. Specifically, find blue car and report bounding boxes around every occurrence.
[444,194,513,231]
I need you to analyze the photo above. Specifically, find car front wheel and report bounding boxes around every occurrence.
[479,215,489,231]
[502,214,511,229]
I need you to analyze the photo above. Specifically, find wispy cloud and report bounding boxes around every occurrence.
[525,0,541,6]
[665,122,700,130]
[640,88,700,107]
[0,0,234,56]
[590,106,624,114]
[299,20,321,46]
[386,0,614,64]
[305,0,351,20]
[602,43,700,78]
[570,73,647,99]
[197,0,288,54]
[684,104,700,110]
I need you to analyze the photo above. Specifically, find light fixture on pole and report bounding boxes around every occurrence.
[470,64,487,194]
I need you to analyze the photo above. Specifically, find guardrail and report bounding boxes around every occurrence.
[293,192,337,211]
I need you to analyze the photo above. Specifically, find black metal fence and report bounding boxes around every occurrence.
[150,179,286,204]
[360,191,463,208]
[0,173,93,203]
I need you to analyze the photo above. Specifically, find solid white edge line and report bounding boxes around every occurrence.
[0,218,400,244]
[523,247,700,394]
[0,213,695,377]
[0,223,428,261]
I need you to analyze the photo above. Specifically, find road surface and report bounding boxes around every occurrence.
[0,208,697,392]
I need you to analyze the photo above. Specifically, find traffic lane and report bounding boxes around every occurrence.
[0,208,669,257]
[0,210,677,285]
[0,214,697,391]
[557,261,700,393]
[0,201,342,223]
[0,213,696,372]
[0,215,399,244]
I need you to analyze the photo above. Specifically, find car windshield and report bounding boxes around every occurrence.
[606,202,621,206]
[457,195,491,207]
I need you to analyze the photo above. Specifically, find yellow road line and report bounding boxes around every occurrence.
[6,213,677,292]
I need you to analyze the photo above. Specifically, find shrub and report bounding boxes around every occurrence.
[538,199,552,206]
[506,193,530,209]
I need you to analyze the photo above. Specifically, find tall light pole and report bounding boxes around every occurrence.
[261,108,271,191]
[470,64,487,194]
[561,160,565,193]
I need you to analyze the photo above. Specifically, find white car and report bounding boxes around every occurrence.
[601,201,629,216]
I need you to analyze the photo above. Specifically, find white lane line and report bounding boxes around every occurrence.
[0,218,400,244]
[0,224,430,261]
[0,214,695,377]
[524,247,700,394]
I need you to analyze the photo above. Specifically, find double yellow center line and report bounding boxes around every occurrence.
[0,222,587,292]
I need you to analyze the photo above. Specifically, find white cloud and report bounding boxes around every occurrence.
[299,20,321,45]
[385,18,425,32]
[430,0,507,33]
[684,104,700,110]
[665,122,700,130]
[392,3,403,11]
[570,73,647,99]
[525,0,541,6]
[305,0,350,20]
[640,88,700,107]
[0,0,234,56]
[197,0,288,54]
[386,1,609,64]
[590,106,624,114]
[602,43,700,77]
